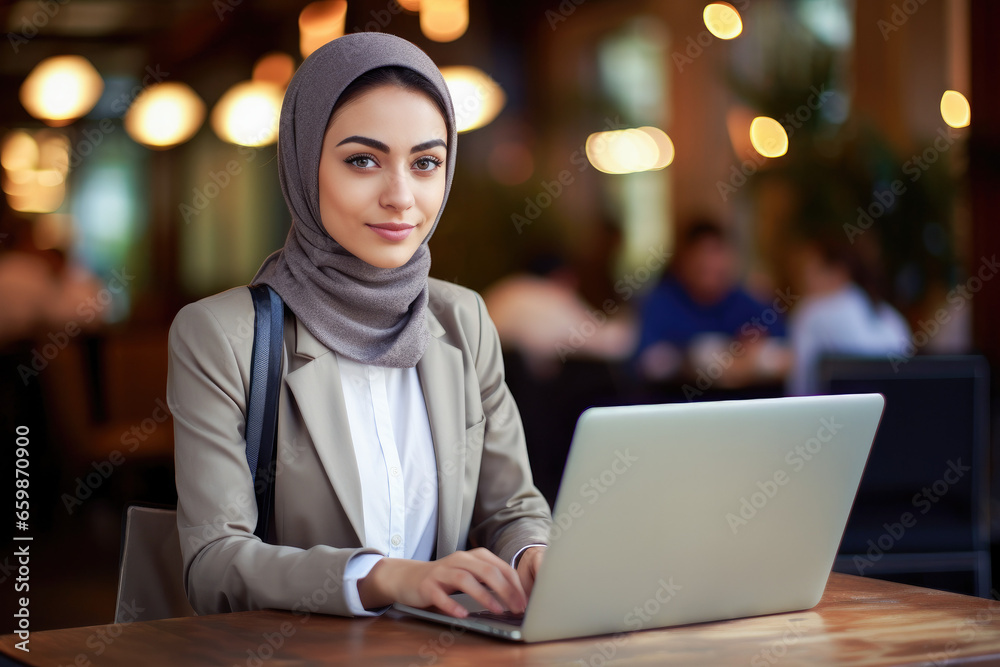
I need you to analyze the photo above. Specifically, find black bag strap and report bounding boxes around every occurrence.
[246,284,284,542]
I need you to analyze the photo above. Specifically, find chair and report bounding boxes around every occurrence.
[817,354,991,597]
[115,503,195,623]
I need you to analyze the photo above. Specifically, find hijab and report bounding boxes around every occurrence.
[252,32,457,368]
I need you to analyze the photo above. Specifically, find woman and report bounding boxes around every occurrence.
[167,33,552,619]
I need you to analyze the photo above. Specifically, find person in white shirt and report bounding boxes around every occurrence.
[786,235,912,395]
[168,34,551,620]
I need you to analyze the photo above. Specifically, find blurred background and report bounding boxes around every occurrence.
[1,0,999,630]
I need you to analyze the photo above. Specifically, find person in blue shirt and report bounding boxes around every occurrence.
[635,219,790,391]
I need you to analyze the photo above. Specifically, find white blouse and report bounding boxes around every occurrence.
[335,352,542,615]
[336,353,438,615]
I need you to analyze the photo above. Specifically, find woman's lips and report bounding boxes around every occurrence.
[367,223,415,242]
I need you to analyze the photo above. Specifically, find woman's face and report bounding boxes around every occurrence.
[318,84,448,269]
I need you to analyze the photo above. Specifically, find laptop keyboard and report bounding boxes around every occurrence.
[466,610,525,626]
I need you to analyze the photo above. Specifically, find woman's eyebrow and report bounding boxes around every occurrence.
[335,135,389,152]
[410,139,447,153]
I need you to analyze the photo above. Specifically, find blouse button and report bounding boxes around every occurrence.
[391,534,402,547]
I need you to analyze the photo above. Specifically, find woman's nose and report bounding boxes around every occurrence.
[379,170,415,211]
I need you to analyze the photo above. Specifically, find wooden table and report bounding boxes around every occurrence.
[3,573,1000,666]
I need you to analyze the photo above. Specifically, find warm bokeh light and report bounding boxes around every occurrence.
[585,127,675,174]
[2,129,69,213]
[638,126,675,169]
[19,55,104,126]
[1,131,39,172]
[420,0,468,42]
[441,66,505,132]
[398,0,420,10]
[749,116,788,158]
[940,90,971,129]
[211,81,283,147]
[299,0,347,58]
[586,128,668,174]
[124,82,206,149]
[703,2,743,40]
[37,132,70,175]
[253,52,296,88]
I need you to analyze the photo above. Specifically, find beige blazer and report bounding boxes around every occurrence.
[167,278,552,617]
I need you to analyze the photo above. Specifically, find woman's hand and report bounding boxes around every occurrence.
[515,546,546,598]
[357,548,527,618]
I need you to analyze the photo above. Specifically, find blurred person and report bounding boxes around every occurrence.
[785,233,911,396]
[0,225,104,348]
[635,218,789,388]
[168,34,551,622]
[483,250,637,379]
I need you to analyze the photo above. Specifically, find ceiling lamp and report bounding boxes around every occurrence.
[2,130,69,214]
[124,82,206,149]
[749,117,788,158]
[940,90,971,129]
[703,2,743,40]
[585,126,675,174]
[299,0,347,58]
[20,55,104,126]
[440,66,505,133]
[211,81,284,147]
[420,0,468,42]
[253,52,296,88]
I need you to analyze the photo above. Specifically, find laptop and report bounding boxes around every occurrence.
[394,393,885,642]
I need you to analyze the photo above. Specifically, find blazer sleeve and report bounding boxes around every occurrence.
[168,298,383,617]
[466,292,553,563]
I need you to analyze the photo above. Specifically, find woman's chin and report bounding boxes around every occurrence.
[360,248,420,270]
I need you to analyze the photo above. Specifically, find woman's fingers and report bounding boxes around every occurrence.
[443,569,504,614]
[428,586,469,618]
[459,549,526,613]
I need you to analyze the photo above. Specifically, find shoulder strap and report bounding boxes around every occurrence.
[246,284,284,542]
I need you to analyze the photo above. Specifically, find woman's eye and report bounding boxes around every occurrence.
[413,157,442,172]
[345,154,377,169]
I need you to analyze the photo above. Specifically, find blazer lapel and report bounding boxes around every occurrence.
[417,311,466,558]
[284,318,367,545]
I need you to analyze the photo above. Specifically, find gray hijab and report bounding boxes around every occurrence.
[252,32,456,368]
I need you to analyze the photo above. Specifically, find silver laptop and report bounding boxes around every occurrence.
[394,393,884,642]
